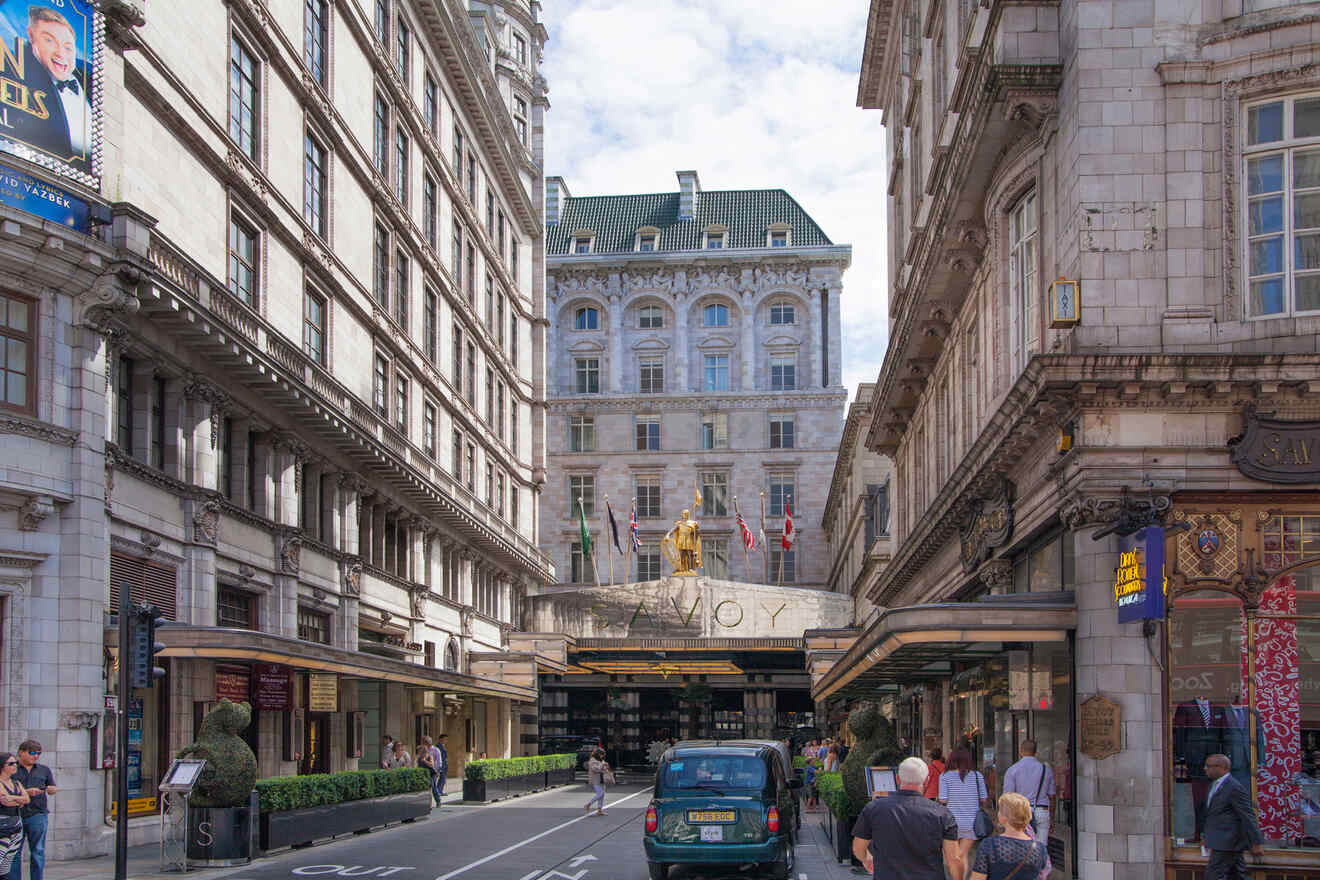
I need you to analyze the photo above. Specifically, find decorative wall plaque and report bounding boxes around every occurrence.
[959,479,1015,572]
[1078,695,1121,760]
[1229,406,1320,484]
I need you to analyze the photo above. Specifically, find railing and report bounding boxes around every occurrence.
[210,288,259,342]
[307,364,346,412]
[266,334,306,379]
[146,238,200,297]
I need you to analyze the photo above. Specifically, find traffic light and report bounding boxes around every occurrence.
[129,603,167,689]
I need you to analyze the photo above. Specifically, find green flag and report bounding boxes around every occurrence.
[577,498,592,558]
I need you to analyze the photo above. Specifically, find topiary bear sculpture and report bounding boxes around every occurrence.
[176,699,258,808]
[839,702,904,822]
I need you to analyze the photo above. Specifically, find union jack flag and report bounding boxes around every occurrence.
[736,512,756,551]
[629,502,642,551]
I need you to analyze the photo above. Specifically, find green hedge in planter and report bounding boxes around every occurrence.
[792,755,806,771]
[816,772,849,818]
[464,753,575,781]
[255,768,430,814]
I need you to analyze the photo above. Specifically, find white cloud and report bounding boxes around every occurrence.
[541,0,890,398]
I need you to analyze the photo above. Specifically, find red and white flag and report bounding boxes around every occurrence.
[736,512,756,551]
[782,500,795,550]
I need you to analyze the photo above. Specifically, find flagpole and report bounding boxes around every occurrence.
[627,496,635,582]
[759,491,768,587]
[603,495,614,586]
[734,495,751,582]
[580,496,601,589]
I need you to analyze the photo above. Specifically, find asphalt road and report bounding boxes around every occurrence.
[215,778,845,880]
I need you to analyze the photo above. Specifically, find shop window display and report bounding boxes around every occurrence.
[1168,562,1320,849]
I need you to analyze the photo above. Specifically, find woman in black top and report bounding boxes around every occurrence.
[0,752,30,873]
[971,792,1047,880]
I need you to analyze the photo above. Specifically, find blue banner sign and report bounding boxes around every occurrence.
[0,161,88,229]
[1114,525,1167,623]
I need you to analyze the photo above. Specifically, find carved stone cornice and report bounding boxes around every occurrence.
[278,528,303,575]
[61,711,100,730]
[77,262,143,331]
[976,558,1013,594]
[547,389,847,415]
[0,412,77,447]
[18,496,53,531]
[192,499,220,546]
[1059,487,1173,533]
[342,560,363,597]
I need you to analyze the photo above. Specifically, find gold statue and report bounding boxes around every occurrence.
[662,508,703,576]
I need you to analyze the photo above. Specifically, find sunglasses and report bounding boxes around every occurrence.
[24,751,38,756]
[4,762,15,767]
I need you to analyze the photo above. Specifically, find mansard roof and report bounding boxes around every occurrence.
[546,189,834,256]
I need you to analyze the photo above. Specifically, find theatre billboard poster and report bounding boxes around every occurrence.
[0,0,100,184]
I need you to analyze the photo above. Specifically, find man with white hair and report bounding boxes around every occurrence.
[852,755,963,880]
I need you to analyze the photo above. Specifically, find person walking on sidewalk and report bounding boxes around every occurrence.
[7,742,53,880]
[380,734,395,769]
[939,747,991,874]
[851,756,961,880]
[0,754,30,875]
[585,748,610,816]
[434,734,449,800]
[1001,740,1054,842]
[1202,753,1263,880]
[418,737,439,805]
[923,748,945,800]
[969,792,1047,880]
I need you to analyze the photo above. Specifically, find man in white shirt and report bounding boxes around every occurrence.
[380,734,395,769]
[1001,740,1055,840]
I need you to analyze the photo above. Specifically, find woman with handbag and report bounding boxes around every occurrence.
[939,747,992,877]
[969,792,1049,880]
[0,752,30,873]
[585,748,611,816]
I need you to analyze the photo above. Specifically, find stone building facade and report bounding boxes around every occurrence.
[814,1,1320,878]
[0,0,554,859]
[542,171,850,589]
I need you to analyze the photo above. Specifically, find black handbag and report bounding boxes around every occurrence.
[0,815,21,835]
[973,806,996,839]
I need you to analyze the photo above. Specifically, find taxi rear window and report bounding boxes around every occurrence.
[662,754,766,791]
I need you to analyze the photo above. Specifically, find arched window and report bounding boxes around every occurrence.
[574,306,599,330]
[638,305,663,329]
[703,303,729,327]
[444,639,460,671]
[770,301,795,325]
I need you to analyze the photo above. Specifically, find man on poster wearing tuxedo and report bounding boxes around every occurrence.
[0,5,89,168]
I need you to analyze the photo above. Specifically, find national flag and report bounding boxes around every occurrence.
[782,500,795,550]
[606,500,623,554]
[737,512,756,551]
[629,502,642,551]
[577,497,592,558]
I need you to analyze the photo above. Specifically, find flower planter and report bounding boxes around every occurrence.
[462,768,577,803]
[188,805,253,867]
[546,767,575,787]
[259,790,432,852]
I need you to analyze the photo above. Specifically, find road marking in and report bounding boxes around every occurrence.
[518,873,541,880]
[433,787,652,880]
[567,855,597,867]
[535,871,587,880]
[292,868,415,877]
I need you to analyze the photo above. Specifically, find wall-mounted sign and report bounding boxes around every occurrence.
[252,663,291,711]
[1079,695,1121,760]
[866,766,897,798]
[1048,278,1080,328]
[1229,406,1320,484]
[0,161,88,228]
[959,479,1015,572]
[0,0,102,184]
[1114,526,1166,623]
[308,673,339,712]
[214,665,250,703]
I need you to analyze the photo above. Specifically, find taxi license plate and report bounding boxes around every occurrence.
[687,810,736,824]
[700,826,724,842]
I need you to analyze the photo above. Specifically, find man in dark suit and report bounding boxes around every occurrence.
[1202,753,1263,880]
[0,6,82,165]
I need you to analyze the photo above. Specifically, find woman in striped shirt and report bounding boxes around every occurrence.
[939,747,991,877]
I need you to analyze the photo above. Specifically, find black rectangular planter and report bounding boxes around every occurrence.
[259,790,432,851]
[462,768,576,803]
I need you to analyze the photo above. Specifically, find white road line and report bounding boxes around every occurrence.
[433,787,653,880]
[518,872,541,880]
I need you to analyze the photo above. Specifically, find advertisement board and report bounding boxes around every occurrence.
[0,0,100,184]
[1113,526,1167,623]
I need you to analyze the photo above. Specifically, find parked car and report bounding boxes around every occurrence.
[643,742,801,880]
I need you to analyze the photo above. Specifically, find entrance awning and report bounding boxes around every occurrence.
[143,625,538,702]
[811,598,1075,701]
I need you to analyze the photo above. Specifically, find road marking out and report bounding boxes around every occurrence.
[537,871,587,880]
[567,855,597,867]
[518,873,541,880]
[433,788,653,880]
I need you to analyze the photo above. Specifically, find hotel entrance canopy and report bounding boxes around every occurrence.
[811,597,1075,701]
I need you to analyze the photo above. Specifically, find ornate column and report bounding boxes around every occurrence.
[372,503,387,569]
[163,375,185,480]
[673,293,689,391]
[826,283,842,387]
[182,378,226,491]
[976,558,1013,595]
[740,291,755,391]
[607,293,623,392]
[460,549,475,608]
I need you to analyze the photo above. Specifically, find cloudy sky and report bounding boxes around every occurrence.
[540,0,890,397]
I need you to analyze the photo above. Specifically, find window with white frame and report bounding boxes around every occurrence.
[570,542,588,583]
[767,224,790,248]
[574,306,599,330]
[373,353,389,416]
[373,92,390,177]
[704,354,729,391]
[636,477,661,519]
[1009,191,1039,368]
[569,415,595,452]
[423,400,436,458]
[769,301,795,324]
[769,471,794,516]
[705,229,725,249]
[701,472,728,517]
[1245,95,1320,317]
[701,412,728,449]
[770,355,796,391]
[574,235,592,254]
[769,413,795,449]
[569,474,595,516]
[228,213,259,307]
[635,415,660,451]
[574,357,600,393]
[637,548,661,581]
[639,356,664,393]
[639,305,663,328]
[704,303,729,326]
[513,32,527,65]
[513,96,528,145]
[705,539,729,579]
[229,36,260,161]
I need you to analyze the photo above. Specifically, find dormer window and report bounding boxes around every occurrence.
[634,226,661,252]
[574,307,599,330]
[574,236,592,254]
[705,232,725,249]
[770,301,795,325]
[767,223,791,248]
[704,303,729,327]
